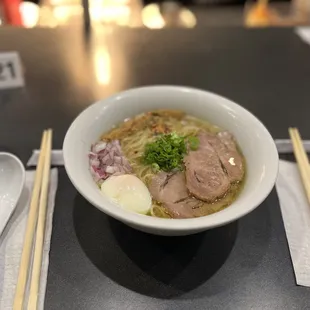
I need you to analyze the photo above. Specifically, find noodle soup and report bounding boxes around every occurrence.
[89,110,246,219]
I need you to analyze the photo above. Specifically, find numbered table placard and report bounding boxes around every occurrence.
[0,52,24,89]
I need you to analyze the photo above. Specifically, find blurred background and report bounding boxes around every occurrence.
[0,0,309,29]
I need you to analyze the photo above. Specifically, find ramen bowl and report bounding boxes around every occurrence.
[63,86,278,236]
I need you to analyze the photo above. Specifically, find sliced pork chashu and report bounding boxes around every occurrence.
[216,131,244,183]
[184,132,230,202]
[149,171,202,219]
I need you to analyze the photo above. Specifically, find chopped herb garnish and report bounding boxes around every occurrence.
[151,163,160,172]
[188,136,199,151]
[142,132,199,172]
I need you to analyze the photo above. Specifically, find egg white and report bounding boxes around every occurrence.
[101,175,152,215]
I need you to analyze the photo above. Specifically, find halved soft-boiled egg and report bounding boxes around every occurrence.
[101,175,152,215]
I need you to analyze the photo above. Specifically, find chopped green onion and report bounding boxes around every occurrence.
[142,133,199,172]
[188,136,199,151]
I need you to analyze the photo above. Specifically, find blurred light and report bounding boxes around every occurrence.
[37,6,56,28]
[41,0,133,27]
[20,1,39,28]
[53,5,82,24]
[179,8,196,28]
[113,0,130,4]
[94,48,111,85]
[50,0,78,5]
[53,7,69,23]
[245,3,271,27]
[142,4,165,29]
[90,5,130,23]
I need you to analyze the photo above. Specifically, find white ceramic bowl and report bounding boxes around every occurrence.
[63,86,278,236]
[0,152,25,235]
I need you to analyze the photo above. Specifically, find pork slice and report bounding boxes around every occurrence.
[149,172,201,218]
[197,131,244,183]
[184,133,230,202]
[216,131,244,182]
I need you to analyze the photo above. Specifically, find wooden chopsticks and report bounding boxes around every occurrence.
[27,129,52,309]
[13,129,53,310]
[289,127,310,204]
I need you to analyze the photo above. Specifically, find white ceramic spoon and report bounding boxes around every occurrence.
[0,152,25,236]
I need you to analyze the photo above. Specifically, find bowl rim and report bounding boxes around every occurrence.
[63,85,279,231]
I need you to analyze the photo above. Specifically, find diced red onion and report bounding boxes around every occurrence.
[89,140,132,182]
[114,156,122,164]
[90,157,100,168]
[119,166,126,173]
[105,166,116,174]
[123,165,132,173]
[114,166,122,173]
[97,149,108,158]
[98,148,108,155]
[88,152,97,159]
[93,141,107,153]
[122,157,130,167]
[90,166,108,181]
[106,158,114,166]
[112,140,120,147]
[90,166,100,182]
[101,153,110,162]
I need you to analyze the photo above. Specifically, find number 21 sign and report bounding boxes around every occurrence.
[0,52,24,89]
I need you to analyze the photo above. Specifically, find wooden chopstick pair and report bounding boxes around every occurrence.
[289,127,310,205]
[13,129,53,310]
